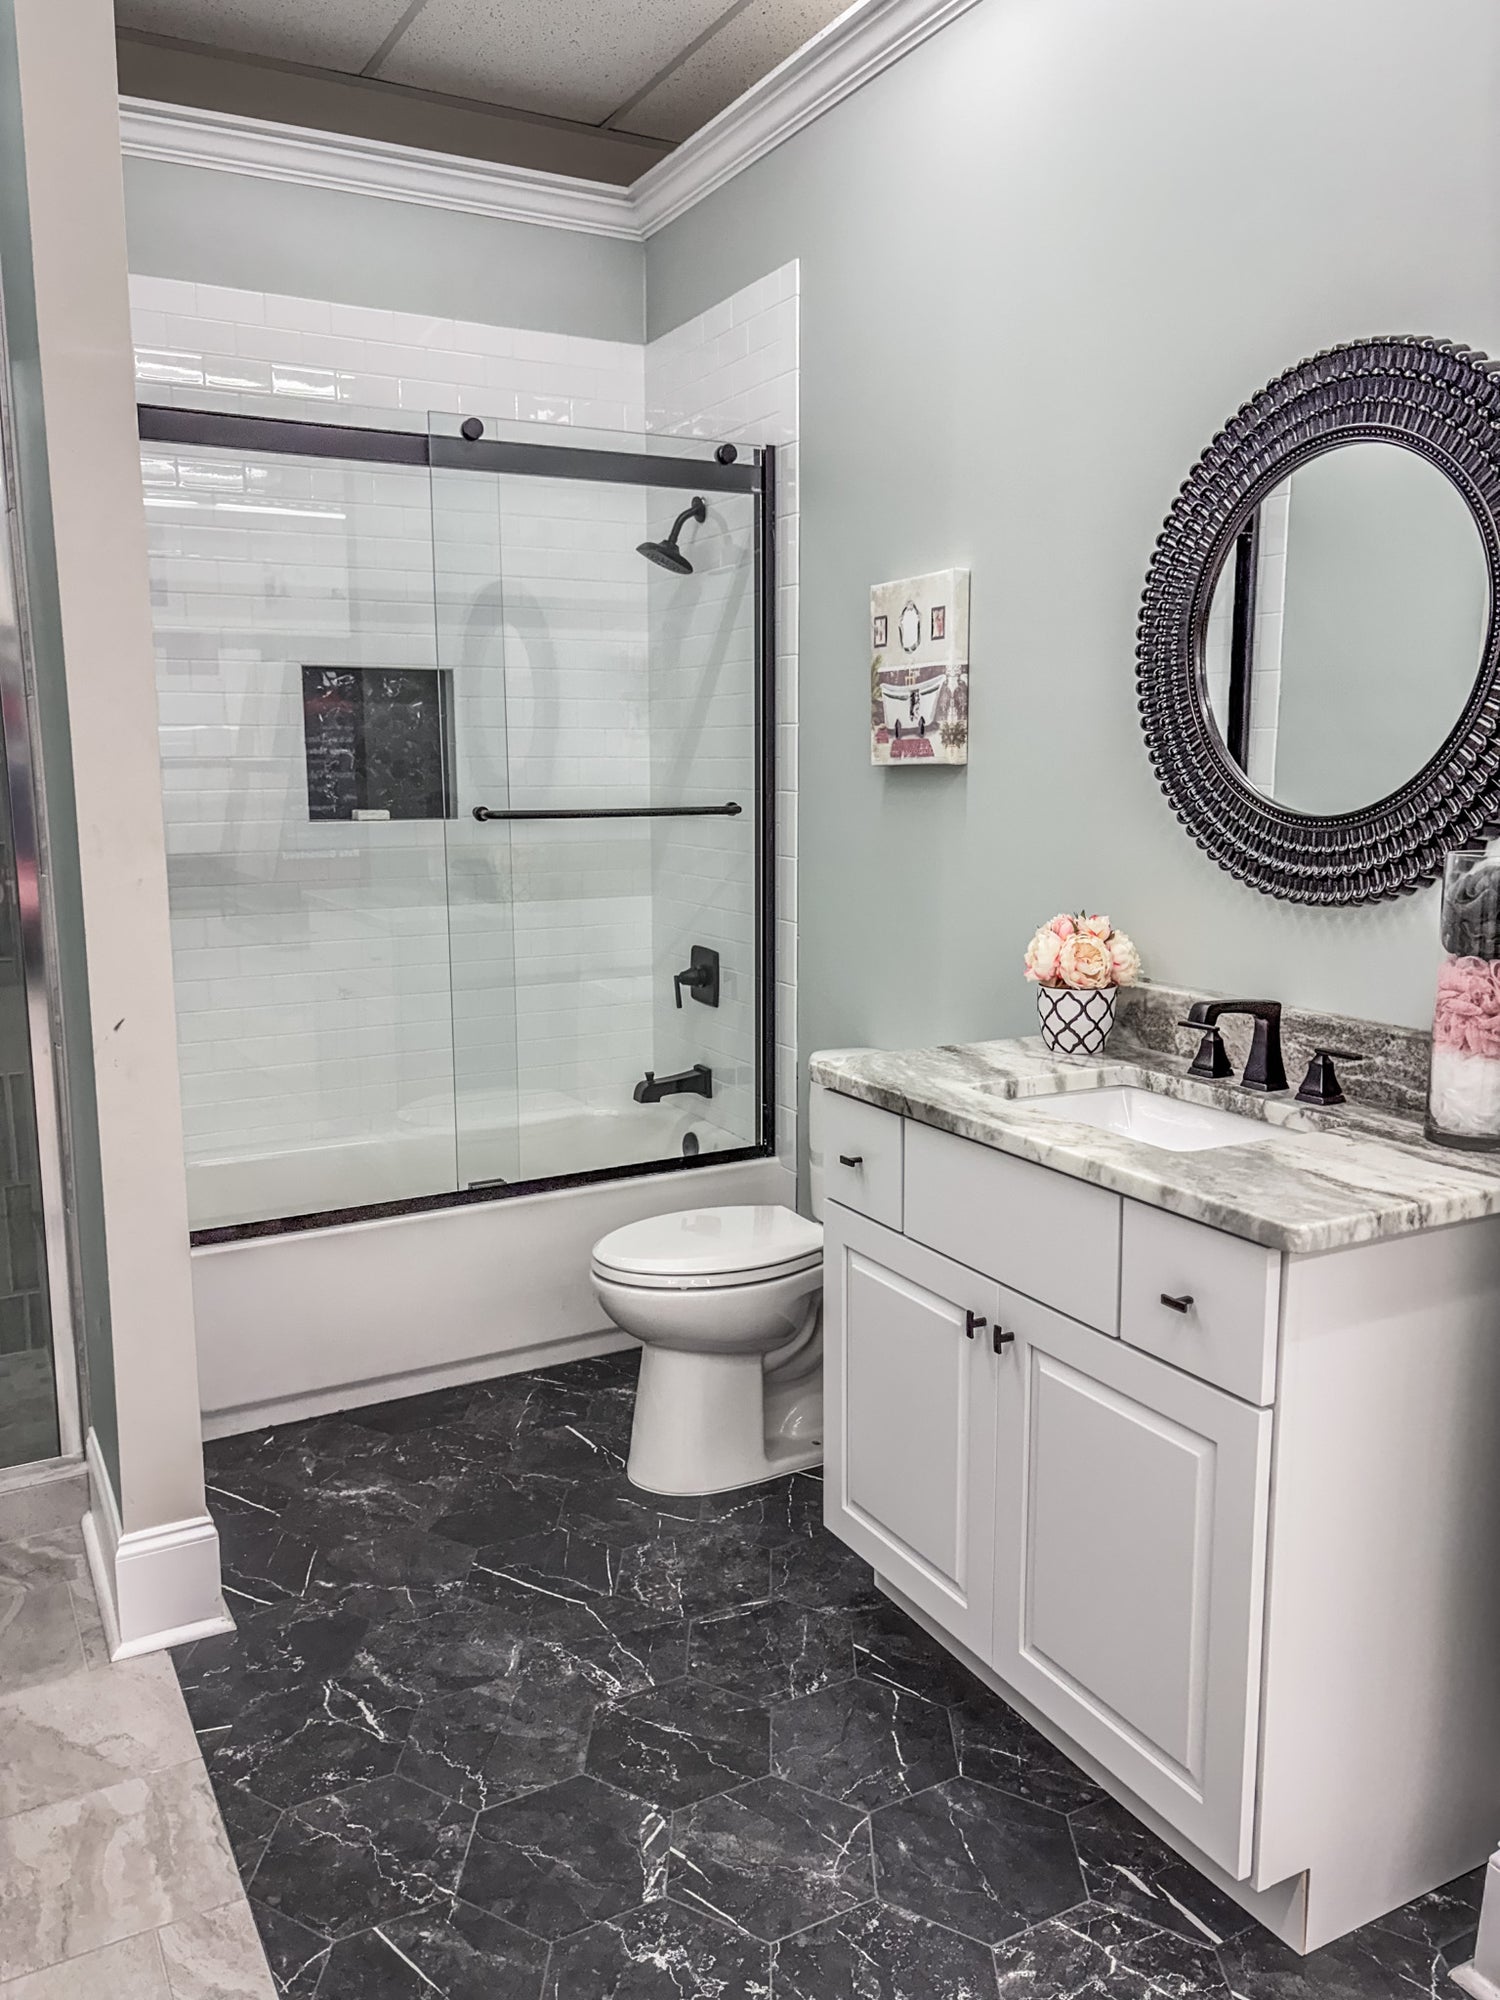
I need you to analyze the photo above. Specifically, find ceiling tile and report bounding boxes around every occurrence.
[617,0,849,141]
[372,0,737,124]
[116,0,417,72]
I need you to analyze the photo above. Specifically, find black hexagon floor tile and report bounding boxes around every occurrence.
[774,1900,1000,1999]
[770,1531,883,1611]
[614,1522,775,1618]
[771,1675,956,1809]
[251,1773,473,1942]
[192,1353,1479,1998]
[542,1901,772,1998]
[1070,1795,1257,1948]
[870,1774,1080,1946]
[688,1599,855,1702]
[669,1775,872,1942]
[587,1678,771,1808]
[460,1772,669,1941]
[315,1898,549,1998]
[949,1685,1108,1816]
[992,1901,1227,1997]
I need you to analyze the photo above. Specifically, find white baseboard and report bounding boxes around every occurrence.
[83,1428,234,1660]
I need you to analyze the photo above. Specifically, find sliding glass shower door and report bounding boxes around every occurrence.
[430,416,769,1191]
[142,402,773,1234]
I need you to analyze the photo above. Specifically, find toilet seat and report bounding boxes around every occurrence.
[592,1205,822,1291]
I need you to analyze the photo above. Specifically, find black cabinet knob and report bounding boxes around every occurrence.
[992,1327,1016,1353]
[1160,1293,1194,1314]
[837,1153,863,1168]
[964,1310,986,1340]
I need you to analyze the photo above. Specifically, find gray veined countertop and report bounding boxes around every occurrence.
[808,1036,1500,1254]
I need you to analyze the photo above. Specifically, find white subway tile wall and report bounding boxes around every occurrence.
[645,262,800,1176]
[132,273,797,1225]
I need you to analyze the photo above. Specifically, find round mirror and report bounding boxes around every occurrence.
[1200,440,1490,815]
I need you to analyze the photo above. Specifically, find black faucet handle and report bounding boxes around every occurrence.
[1296,1047,1362,1108]
[1179,1019,1233,1081]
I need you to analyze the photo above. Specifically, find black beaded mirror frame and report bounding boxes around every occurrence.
[1136,337,1500,905]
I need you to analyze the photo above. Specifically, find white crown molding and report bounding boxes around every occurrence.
[118,98,641,241]
[118,0,980,244]
[630,0,982,234]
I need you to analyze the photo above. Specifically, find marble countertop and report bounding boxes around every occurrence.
[809,1037,1500,1254]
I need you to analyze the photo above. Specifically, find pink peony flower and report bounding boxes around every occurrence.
[1024,926,1064,985]
[1047,914,1077,939]
[1058,934,1114,989]
[1108,932,1142,985]
[1079,913,1113,939]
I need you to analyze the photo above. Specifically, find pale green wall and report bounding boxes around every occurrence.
[648,0,1500,1076]
[123,156,645,341]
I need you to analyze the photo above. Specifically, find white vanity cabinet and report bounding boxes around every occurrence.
[991,1285,1271,1877]
[816,1082,1500,1952]
[822,1210,999,1654]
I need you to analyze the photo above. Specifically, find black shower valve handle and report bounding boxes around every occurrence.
[673,965,708,1008]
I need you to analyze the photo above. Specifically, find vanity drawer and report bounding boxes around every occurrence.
[903,1119,1121,1334]
[818,1088,904,1230]
[1119,1201,1280,1405]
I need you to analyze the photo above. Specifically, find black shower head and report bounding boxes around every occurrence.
[637,496,706,574]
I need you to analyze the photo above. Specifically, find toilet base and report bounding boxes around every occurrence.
[628,1344,823,1496]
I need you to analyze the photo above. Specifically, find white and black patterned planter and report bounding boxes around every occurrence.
[1036,985,1117,1056]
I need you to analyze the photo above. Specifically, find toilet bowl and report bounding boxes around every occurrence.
[590,1203,824,1495]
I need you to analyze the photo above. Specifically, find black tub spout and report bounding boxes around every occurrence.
[634,1065,713,1104]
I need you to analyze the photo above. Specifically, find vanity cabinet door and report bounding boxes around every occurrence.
[992,1291,1272,1878]
[823,1202,1000,1656]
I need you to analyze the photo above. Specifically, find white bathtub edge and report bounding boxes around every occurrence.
[192,1155,795,1436]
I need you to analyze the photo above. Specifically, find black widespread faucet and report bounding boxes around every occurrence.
[634,1064,713,1104]
[1185,999,1289,1094]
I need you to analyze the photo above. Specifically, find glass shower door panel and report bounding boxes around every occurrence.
[143,441,460,1230]
[433,415,763,1190]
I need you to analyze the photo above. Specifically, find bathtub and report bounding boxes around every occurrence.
[188,1109,793,1436]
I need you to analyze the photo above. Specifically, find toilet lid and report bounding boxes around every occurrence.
[592,1204,823,1284]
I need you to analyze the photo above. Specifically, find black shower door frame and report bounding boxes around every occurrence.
[137,404,777,1245]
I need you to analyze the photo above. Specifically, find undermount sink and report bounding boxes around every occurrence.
[1026,1085,1276,1153]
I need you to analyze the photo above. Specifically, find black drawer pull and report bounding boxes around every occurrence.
[1160,1293,1194,1314]
[992,1327,1016,1353]
[838,1153,863,1168]
[964,1310,986,1340]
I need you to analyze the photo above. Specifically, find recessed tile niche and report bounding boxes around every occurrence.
[301,665,454,822]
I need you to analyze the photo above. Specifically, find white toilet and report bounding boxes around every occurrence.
[590,1203,824,1495]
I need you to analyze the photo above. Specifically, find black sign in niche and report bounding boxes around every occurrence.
[301,666,454,821]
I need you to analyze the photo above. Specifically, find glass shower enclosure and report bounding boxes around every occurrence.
[139,401,775,1235]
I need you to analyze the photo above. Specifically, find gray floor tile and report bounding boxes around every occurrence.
[0,1931,169,1999]
[0,1654,199,1818]
[0,1760,241,1981]
[157,1897,276,1999]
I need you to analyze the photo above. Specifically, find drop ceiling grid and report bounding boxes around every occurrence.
[115,0,854,147]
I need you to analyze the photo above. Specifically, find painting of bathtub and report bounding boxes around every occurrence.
[870,566,970,764]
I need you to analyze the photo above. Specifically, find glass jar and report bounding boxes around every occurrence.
[1427,845,1500,1149]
